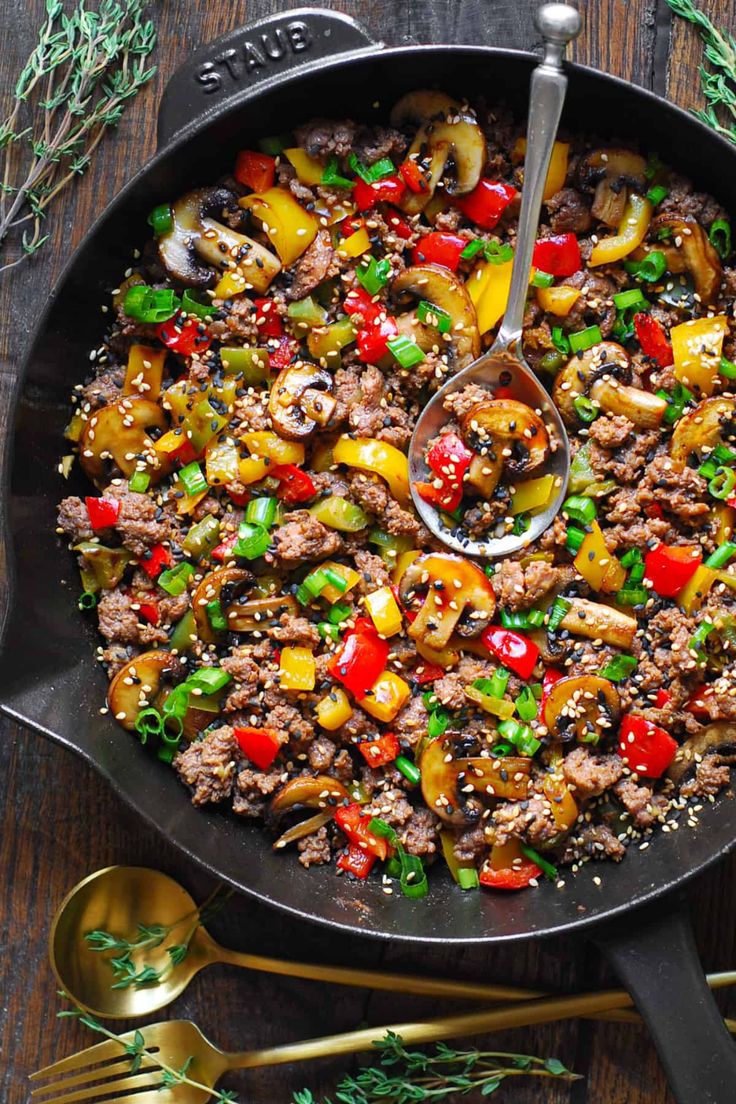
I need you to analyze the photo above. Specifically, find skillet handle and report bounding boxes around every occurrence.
[156,8,379,149]
[595,895,736,1104]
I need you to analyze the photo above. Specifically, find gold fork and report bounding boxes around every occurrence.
[30,986,736,1104]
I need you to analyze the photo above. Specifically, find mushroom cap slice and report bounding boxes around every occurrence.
[578,148,647,229]
[269,363,336,440]
[667,722,736,785]
[192,566,254,643]
[226,593,299,633]
[552,341,631,426]
[670,395,736,471]
[392,263,480,369]
[558,597,638,649]
[460,398,550,476]
[543,674,621,743]
[589,378,668,429]
[79,397,169,488]
[270,775,350,816]
[420,736,531,825]
[650,213,722,305]
[108,650,182,731]
[398,552,496,649]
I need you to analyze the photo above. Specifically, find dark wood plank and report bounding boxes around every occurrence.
[2,3,736,1103]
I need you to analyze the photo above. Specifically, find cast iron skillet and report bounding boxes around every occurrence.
[1,11,735,1100]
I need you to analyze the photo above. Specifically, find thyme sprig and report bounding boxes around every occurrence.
[0,0,156,276]
[667,0,736,141]
[84,884,231,989]
[292,1031,580,1103]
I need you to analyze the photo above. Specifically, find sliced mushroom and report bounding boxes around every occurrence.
[399,552,496,649]
[79,398,169,488]
[108,650,182,731]
[578,148,647,229]
[589,379,667,428]
[667,722,736,785]
[269,364,336,441]
[466,452,504,497]
[158,185,281,291]
[391,264,480,369]
[670,396,736,470]
[553,342,648,427]
[226,593,299,632]
[192,566,254,643]
[270,775,350,815]
[390,90,486,213]
[642,214,722,305]
[420,737,531,825]
[460,399,550,484]
[543,674,620,743]
[273,810,334,850]
[558,597,638,649]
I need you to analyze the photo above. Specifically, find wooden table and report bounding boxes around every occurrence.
[2,2,736,1101]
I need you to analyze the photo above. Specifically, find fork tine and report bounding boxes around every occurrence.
[30,1039,125,1081]
[30,1058,150,1098]
[26,1068,164,1104]
[100,1093,189,1104]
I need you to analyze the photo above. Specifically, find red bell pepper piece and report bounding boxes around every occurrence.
[353,174,406,211]
[654,688,672,709]
[211,533,237,562]
[634,313,673,368]
[644,502,665,520]
[685,684,714,718]
[399,158,428,194]
[234,150,276,192]
[618,714,677,778]
[358,731,400,767]
[270,463,316,503]
[140,542,172,579]
[356,315,399,363]
[225,485,252,507]
[337,844,377,879]
[344,287,381,321]
[234,725,281,770]
[384,207,414,240]
[416,430,475,512]
[334,803,389,860]
[415,480,463,513]
[253,297,283,338]
[644,543,701,597]
[412,231,466,271]
[532,233,582,277]
[541,667,564,705]
[269,335,300,372]
[479,858,541,891]
[328,619,389,699]
[85,496,120,530]
[137,600,160,626]
[157,313,211,357]
[482,627,540,680]
[414,663,446,685]
[455,179,517,230]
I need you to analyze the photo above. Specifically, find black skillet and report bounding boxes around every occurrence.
[1,10,735,1101]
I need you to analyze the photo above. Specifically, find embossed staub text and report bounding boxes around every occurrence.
[195,21,312,94]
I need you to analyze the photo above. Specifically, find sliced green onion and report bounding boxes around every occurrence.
[417,299,452,333]
[547,596,571,632]
[205,599,227,632]
[157,726,183,764]
[531,269,555,288]
[483,241,514,264]
[628,560,646,584]
[698,458,719,481]
[599,654,638,682]
[496,718,540,757]
[708,466,736,500]
[484,564,496,578]
[565,526,586,553]
[386,334,425,368]
[181,288,215,320]
[645,185,668,207]
[257,133,292,156]
[123,285,179,323]
[719,355,736,380]
[347,153,395,183]
[158,561,194,597]
[713,445,736,465]
[135,707,165,745]
[515,686,538,722]
[539,351,566,375]
[318,621,340,641]
[457,867,480,890]
[460,239,485,259]
[563,494,597,525]
[573,395,599,424]
[233,521,270,560]
[78,591,97,610]
[245,496,277,529]
[297,568,329,605]
[500,610,530,630]
[178,461,207,498]
[487,667,510,699]
[690,620,715,663]
[551,326,571,355]
[613,288,649,311]
[161,683,190,721]
[705,541,736,569]
[512,513,530,537]
[521,844,557,881]
[128,470,151,493]
[321,567,347,593]
[709,218,731,260]
[428,708,450,739]
[569,325,603,354]
[182,514,221,560]
[616,585,648,607]
[356,256,391,295]
[400,852,429,898]
[490,742,513,757]
[395,754,421,784]
[321,156,354,188]
[620,548,643,569]
[185,667,232,695]
[656,382,693,425]
[624,250,667,282]
[147,204,173,235]
[328,601,352,624]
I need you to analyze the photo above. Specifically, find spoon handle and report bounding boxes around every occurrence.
[495,2,582,350]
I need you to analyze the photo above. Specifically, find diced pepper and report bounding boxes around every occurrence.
[510,474,556,516]
[414,663,445,685]
[328,618,389,700]
[157,312,211,357]
[455,179,517,230]
[337,844,376,878]
[634,313,673,369]
[357,314,399,363]
[536,284,581,316]
[140,542,172,579]
[480,840,541,890]
[353,175,406,211]
[309,495,369,532]
[541,667,564,705]
[589,193,652,266]
[677,563,718,614]
[237,431,305,486]
[532,233,581,277]
[240,187,318,265]
[123,344,166,401]
[482,627,540,679]
[337,223,372,259]
[213,270,249,299]
[542,772,579,835]
[279,646,316,692]
[512,137,569,199]
[654,688,672,708]
[358,731,400,767]
[307,316,357,365]
[670,315,729,396]
[136,599,159,626]
[234,150,276,192]
[334,803,389,860]
[283,147,324,186]
[234,725,281,769]
[644,543,702,597]
[333,435,411,506]
[399,157,429,194]
[315,687,354,731]
[318,560,362,604]
[270,463,316,503]
[385,207,414,240]
[618,713,677,778]
[364,586,403,637]
[574,520,626,593]
[253,297,283,338]
[411,231,466,271]
[466,258,513,334]
[85,496,120,530]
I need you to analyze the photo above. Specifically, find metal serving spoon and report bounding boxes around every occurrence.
[409,2,581,557]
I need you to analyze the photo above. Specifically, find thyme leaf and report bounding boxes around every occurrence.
[667,0,736,142]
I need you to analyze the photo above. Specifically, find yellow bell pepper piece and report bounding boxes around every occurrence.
[392,549,421,586]
[236,431,305,485]
[671,315,729,397]
[510,474,556,515]
[123,344,166,401]
[536,285,581,317]
[588,193,652,266]
[360,669,411,722]
[542,773,579,834]
[214,270,249,299]
[240,187,318,266]
[714,504,736,544]
[279,646,316,691]
[154,429,188,456]
[283,147,324,186]
[204,437,240,485]
[677,564,718,614]
[333,435,411,507]
[315,686,353,731]
[574,520,626,593]
[319,560,362,603]
[312,194,357,226]
[364,586,403,637]
[171,476,208,516]
[512,137,569,200]
[466,259,513,334]
[337,227,371,259]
